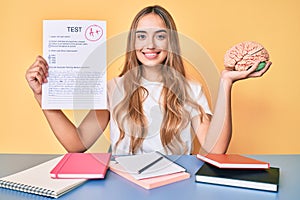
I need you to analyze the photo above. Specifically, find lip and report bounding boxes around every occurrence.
[142,51,161,59]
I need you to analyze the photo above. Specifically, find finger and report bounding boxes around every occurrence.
[26,65,45,80]
[26,65,48,84]
[231,61,261,80]
[26,70,44,84]
[36,55,48,67]
[28,56,47,69]
[27,56,49,77]
[34,73,44,85]
[247,61,261,74]
[248,61,272,78]
[263,61,272,72]
[29,59,49,80]
[34,56,49,76]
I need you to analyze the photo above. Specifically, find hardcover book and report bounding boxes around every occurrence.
[195,163,279,192]
[196,154,270,169]
[50,153,111,179]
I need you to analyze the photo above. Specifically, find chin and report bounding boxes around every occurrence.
[142,62,162,67]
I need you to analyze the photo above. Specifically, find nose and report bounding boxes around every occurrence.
[146,37,155,49]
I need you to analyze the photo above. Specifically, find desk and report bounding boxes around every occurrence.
[0,154,299,200]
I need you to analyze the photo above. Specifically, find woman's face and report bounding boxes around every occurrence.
[135,13,168,67]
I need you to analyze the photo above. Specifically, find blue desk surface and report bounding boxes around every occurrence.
[0,154,299,200]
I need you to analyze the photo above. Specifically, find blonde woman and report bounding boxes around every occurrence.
[25,5,271,155]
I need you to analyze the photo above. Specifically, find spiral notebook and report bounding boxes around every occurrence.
[0,156,86,198]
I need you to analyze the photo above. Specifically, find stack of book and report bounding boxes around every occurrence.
[195,154,280,192]
[110,151,190,189]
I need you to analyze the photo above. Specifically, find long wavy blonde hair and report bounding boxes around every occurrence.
[113,5,209,154]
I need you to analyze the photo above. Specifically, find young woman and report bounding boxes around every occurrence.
[25,5,271,155]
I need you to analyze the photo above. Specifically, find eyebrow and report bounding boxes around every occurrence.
[135,29,167,34]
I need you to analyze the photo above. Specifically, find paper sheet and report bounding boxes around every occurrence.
[42,20,106,109]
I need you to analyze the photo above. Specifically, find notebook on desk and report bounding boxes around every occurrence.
[114,151,186,180]
[195,163,279,192]
[110,161,190,189]
[50,153,111,179]
[0,156,86,198]
[196,153,270,169]
[110,151,190,189]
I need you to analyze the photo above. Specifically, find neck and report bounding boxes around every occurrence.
[141,65,163,82]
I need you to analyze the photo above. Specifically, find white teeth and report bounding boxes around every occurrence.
[145,53,156,56]
[144,53,158,58]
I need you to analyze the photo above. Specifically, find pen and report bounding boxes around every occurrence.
[137,156,163,174]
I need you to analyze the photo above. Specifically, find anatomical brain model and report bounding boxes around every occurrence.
[224,41,269,71]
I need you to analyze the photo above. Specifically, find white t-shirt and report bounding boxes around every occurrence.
[107,76,212,155]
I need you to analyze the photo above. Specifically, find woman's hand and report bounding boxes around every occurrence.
[221,61,272,84]
[25,56,49,103]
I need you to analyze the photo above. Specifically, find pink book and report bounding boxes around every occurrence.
[196,154,270,169]
[50,153,111,179]
[109,162,190,189]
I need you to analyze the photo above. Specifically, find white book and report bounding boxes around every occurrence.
[0,156,86,198]
[114,151,186,180]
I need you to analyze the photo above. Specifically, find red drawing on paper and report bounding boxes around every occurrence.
[89,28,94,37]
[85,25,103,42]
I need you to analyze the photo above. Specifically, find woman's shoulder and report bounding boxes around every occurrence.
[107,76,124,94]
[186,79,204,93]
[108,76,122,83]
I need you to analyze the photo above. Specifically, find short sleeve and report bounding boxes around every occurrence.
[107,77,125,112]
[188,81,212,118]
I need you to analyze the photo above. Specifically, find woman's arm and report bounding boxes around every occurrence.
[25,56,110,152]
[42,109,109,152]
[193,61,272,154]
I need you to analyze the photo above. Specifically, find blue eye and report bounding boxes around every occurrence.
[156,33,167,40]
[136,34,147,40]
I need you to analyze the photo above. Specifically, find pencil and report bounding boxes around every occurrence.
[137,156,163,174]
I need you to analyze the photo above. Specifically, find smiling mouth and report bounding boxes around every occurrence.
[143,52,161,59]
